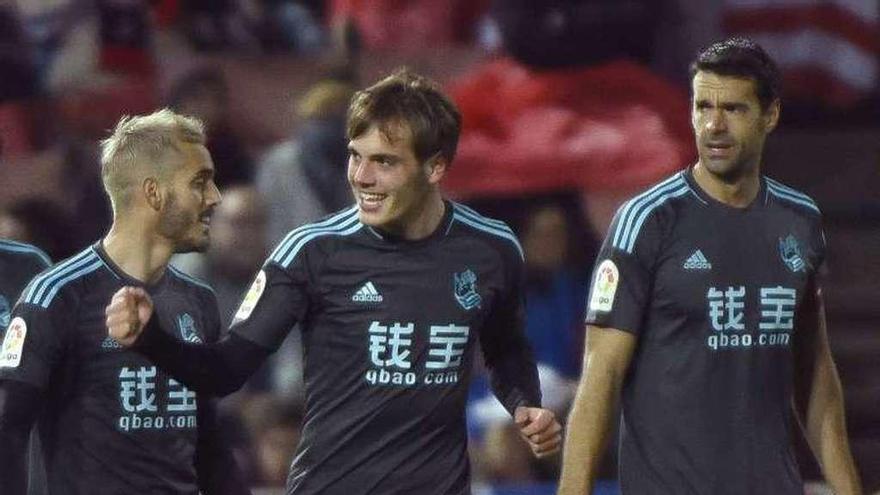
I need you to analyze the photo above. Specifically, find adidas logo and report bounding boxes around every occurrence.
[352,281,383,303]
[683,250,712,270]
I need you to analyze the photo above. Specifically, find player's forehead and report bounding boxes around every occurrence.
[175,142,214,177]
[692,71,760,105]
[349,121,415,157]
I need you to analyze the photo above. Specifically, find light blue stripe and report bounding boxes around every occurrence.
[613,174,684,249]
[273,213,361,265]
[452,213,525,260]
[168,266,215,293]
[269,207,358,262]
[767,186,820,214]
[25,249,95,304]
[39,260,104,308]
[0,241,51,266]
[624,185,691,253]
[452,206,514,235]
[451,202,508,229]
[766,181,819,213]
[281,223,363,268]
[765,178,815,203]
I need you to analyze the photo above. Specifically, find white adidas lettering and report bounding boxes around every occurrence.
[683,249,712,270]
[352,281,384,303]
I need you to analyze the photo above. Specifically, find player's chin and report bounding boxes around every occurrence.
[175,233,211,254]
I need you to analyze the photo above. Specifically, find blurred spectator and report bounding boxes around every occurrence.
[257,0,326,54]
[175,185,269,325]
[0,198,75,261]
[236,393,304,487]
[521,201,593,378]
[489,0,665,69]
[0,2,40,101]
[168,66,255,187]
[178,0,258,52]
[257,78,355,245]
[96,0,154,76]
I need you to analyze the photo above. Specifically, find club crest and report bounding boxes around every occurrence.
[779,235,805,273]
[454,269,481,310]
[177,313,203,344]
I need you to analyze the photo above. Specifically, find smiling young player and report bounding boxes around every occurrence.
[106,69,563,495]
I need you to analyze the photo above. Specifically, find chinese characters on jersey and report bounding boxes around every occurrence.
[118,366,198,431]
[365,321,469,386]
[706,286,796,350]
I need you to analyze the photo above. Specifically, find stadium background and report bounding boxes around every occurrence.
[0,0,876,493]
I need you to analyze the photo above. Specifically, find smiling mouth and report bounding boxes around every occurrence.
[359,192,387,209]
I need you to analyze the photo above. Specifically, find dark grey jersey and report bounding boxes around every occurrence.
[0,243,222,494]
[230,202,540,495]
[585,168,825,494]
[0,240,51,332]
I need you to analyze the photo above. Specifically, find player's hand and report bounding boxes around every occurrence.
[106,287,154,347]
[514,406,562,458]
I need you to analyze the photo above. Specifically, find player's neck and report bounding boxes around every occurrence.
[400,192,446,241]
[693,161,761,208]
[103,221,174,284]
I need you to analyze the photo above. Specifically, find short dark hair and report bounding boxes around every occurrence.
[690,37,781,110]
[347,68,462,164]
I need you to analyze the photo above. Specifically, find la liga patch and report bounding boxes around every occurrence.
[0,317,27,368]
[589,259,619,312]
[234,270,266,323]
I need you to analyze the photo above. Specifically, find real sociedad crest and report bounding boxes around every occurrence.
[177,313,203,343]
[0,295,10,330]
[779,234,805,273]
[454,269,481,310]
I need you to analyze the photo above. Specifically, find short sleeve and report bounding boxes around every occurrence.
[0,299,67,389]
[584,203,662,336]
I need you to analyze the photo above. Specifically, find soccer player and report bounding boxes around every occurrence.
[106,69,563,494]
[0,240,51,494]
[0,109,250,494]
[558,38,863,494]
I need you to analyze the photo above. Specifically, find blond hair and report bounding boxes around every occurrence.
[100,108,205,213]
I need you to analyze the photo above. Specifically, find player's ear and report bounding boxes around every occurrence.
[425,154,447,185]
[763,98,780,134]
[143,177,162,211]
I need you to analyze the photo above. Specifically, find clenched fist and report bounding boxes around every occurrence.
[514,406,563,458]
[106,287,154,346]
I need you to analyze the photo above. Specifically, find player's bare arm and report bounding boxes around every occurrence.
[794,286,862,495]
[557,325,636,495]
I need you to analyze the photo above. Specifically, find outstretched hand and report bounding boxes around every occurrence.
[105,287,154,347]
[514,406,563,458]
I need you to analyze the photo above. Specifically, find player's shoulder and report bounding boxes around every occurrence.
[20,246,103,310]
[763,176,822,219]
[266,205,362,269]
[448,201,524,261]
[165,265,216,298]
[609,171,692,254]
[0,239,52,270]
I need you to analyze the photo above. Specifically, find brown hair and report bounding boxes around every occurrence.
[347,68,461,164]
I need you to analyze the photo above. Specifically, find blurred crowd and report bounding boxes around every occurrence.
[0,0,876,491]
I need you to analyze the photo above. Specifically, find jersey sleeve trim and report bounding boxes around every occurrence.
[0,240,51,267]
[765,177,821,214]
[450,202,524,260]
[22,248,102,308]
[268,206,362,268]
[612,172,689,254]
[167,266,216,294]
